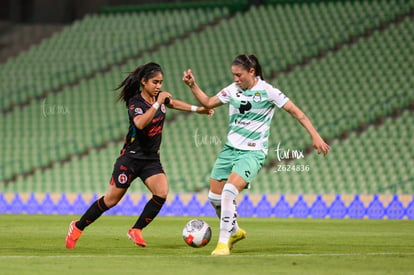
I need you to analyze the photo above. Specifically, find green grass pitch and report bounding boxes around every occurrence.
[0,215,413,275]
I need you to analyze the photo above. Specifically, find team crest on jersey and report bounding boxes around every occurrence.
[161,104,166,113]
[118,173,128,184]
[134,108,143,115]
[253,92,261,102]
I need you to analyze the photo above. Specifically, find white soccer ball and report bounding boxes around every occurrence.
[182,219,212,248]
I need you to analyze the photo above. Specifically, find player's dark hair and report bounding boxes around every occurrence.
[232,54,264,80]
[116,62,163,106]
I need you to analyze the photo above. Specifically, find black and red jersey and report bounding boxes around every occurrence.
[121,93,166,159]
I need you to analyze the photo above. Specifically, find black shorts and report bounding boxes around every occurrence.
[110,154,165,188]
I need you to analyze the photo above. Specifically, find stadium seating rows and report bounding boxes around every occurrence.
[255,109,413,194]
[2,1,412,112]
[0,7,230,111]
[1,0,413,194]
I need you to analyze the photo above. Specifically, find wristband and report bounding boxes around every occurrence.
[152,102,160,110]
[191,105,198,112]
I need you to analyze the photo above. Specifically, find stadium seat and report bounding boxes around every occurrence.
[1,1,413,195]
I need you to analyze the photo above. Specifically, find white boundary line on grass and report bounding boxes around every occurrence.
[1,252,414,259]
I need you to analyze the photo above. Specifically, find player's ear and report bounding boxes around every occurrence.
[249,68,255,76]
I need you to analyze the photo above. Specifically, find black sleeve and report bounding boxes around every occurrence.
[127,97,145,120]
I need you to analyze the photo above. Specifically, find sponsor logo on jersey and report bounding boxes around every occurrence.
[238,101,252,114]
[234,119,251,126]
[161,104,166,113]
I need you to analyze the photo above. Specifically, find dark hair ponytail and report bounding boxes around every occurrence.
[116,62,163,106]
[232,54,264,80]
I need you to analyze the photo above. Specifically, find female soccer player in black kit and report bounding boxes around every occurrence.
[66,62,213,249]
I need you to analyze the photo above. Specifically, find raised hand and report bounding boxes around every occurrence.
[183,69,195,88]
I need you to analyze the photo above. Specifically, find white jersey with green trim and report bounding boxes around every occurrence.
[216,78,289,154]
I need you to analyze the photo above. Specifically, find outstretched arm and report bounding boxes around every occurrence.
[183,69,223,109]
[167,98,214,116]
[283,100,330,155]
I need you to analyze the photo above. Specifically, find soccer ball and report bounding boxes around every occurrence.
[182,219,212,248]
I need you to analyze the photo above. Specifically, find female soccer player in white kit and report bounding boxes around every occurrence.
[183,54,330,256]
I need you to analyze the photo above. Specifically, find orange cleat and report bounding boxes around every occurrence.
[127,228,147,247]
[65,220,83,249]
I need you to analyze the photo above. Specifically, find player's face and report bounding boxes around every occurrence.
[142,72,163,97]
[231,65,256,90]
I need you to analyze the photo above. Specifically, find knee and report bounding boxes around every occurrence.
[153,184,168,199]
[210,178,225,194]
[153,190,168,199]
